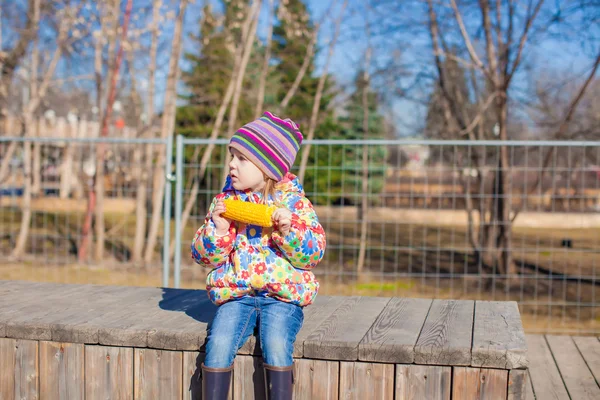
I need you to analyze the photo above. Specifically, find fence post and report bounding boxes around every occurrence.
[174,135,184,288]
[162,134,174,287]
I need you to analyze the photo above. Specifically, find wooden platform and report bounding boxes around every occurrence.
[526,334,600,399]
[0,280,531,399]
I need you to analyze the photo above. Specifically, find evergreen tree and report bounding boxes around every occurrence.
[272,0,332,126]
[301,72,387,205]
[177,4,234,138]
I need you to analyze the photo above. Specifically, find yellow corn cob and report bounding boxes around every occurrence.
[222,199,276,227]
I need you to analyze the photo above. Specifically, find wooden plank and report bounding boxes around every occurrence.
[233,355,264,400]
[0,338,17,399]
[134,348,183,400]
[452,367,508,399]
[291,295,346,358]
[525,370,535,400]
[414,300,474,366]
[507,369,528,400]
[146,290,214,351]
[99,288,190,347]
[546,335,600,399]
[395,365,451,400]
[51,286,162,344]
[339,361,394,399]
[472,301,528,369]
[293,358,339,400]
[0,282,84,339]
[573,336,600,384]
[303,296,391,360]
[3,284,101,341]
[182,351,203,400]
[39,341,84,400]
[85,345,133,400]
[13,339,39,399]
[525,335,569,400]
[359,298,432,363]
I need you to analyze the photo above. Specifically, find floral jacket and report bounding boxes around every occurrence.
[191,173,325,306]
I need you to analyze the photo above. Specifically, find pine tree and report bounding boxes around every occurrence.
[178,4,234,138]
[272,0,328,126]
[300,72,386,206]
[339,71,387,205]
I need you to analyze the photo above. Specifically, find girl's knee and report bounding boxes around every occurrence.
[261,334,293,367]
[204,335,238,368]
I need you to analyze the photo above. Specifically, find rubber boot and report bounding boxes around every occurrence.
[201,363,233,400]
[264,363,294,400]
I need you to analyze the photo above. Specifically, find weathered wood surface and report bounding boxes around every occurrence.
[507,369,528,400]
[545,335,600,400]
[414,300,474,365]
[526,334,570,400]
[134,348,183,399]
[572,336,600,386]
[472,301,528,369]
[293,358,339,400]
[39,341,84,399]
[339,361,395,399]
[303,296,391,360]
[233,355,264,400]
[359,298,432,363]
[452,367,508,399]
[395,365,451,400]
[0,338,39,400]
[85,345,134,400]
[0,280,530,366]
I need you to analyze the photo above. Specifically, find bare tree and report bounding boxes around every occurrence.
[298,0,348,183]
[11,0,74,258]
[144,0,189,263]
[170,0,261,259]
[421,0,599,283]
[79,0,133,262]
[277,0,338,113]
[356,10,372,275]
[254,0,274,119]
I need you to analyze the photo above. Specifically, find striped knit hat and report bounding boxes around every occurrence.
[229,111,303,181]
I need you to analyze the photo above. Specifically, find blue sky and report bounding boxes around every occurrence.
[176,0,599,136]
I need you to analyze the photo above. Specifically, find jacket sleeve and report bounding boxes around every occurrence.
[191,195,236,268]
[271,194,326,270]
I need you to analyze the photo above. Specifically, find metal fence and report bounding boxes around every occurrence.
[1,135,599,334]
[0,135,173,287]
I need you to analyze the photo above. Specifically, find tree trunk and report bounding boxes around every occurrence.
[134,0,162,264]
[93,0,126,262]
[171,0,259,259]
[277,0,338,113]
[221,0,262,183]
[255,0,274,119]
[298,0,348,183]
[144,0,189,263]
[31,129,41,196]
[356,43,372,275]
[11,139,32,259]
[12,0,41,259]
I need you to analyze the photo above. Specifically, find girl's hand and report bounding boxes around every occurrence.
[212,200,231,236]
[272,208,292,236]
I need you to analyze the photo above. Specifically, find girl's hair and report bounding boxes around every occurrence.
[261,176,278,204]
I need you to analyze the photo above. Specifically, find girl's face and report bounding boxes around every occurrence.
[228,147,266,192]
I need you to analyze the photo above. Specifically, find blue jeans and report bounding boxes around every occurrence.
[203,296,304,368]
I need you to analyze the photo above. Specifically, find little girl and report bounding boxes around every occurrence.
[191,111,326,400]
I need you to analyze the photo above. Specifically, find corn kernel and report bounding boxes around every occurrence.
[222,199,276,227]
